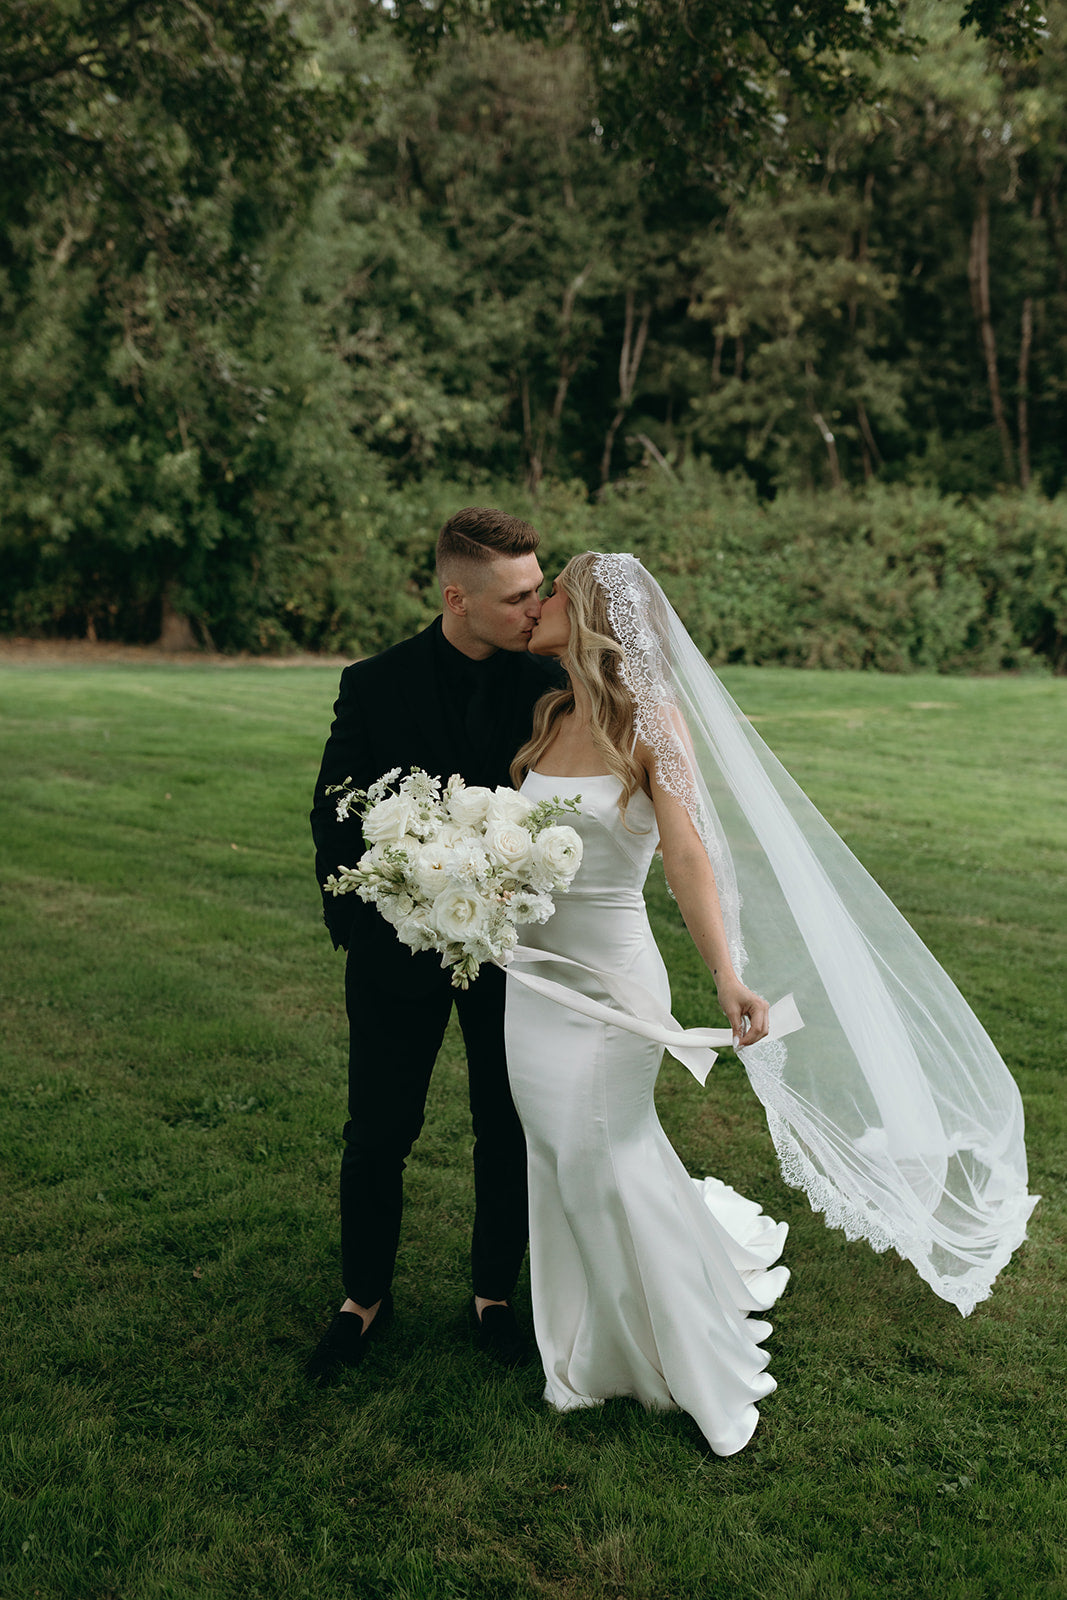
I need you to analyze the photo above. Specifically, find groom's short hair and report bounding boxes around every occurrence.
[436,507,540,587]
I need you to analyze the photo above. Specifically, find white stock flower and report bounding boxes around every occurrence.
[365,767,402,804]
[446,784,494,827]
[362,791,422,845]
[482,819,533,873]
[432,885,488,943]
[486,787,536,826]
[531,825,583,885]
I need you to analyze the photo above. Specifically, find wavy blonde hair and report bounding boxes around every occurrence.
[510,552,646,814]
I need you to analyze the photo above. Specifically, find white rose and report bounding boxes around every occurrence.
[445,784,495,827]
[532,825,583,885]
[483,819,533,872]
[363,792,421,845]
[414,841,451,899]
[486,786,536,825]
[434,821,465,850]
[433,885,488,943]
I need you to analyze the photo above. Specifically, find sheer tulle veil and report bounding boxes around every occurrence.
[592,552,1038,1315]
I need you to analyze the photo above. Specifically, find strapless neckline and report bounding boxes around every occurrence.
[528,770,617,782]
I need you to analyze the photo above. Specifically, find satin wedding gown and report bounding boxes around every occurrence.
[505,771,790,1457]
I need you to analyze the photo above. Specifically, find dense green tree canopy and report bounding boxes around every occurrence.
[393,0,1046,184]
[1,0,1064,656]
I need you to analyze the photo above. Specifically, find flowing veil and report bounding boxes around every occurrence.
[593,552,1038,1316]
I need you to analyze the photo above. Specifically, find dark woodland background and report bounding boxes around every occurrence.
[2,0,1064,670]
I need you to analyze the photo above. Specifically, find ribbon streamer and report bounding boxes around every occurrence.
[501,944,803,1086]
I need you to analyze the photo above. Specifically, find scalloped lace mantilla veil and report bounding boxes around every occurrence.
[583,552,1038,1315]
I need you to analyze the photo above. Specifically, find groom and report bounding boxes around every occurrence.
[306,507,560,1384]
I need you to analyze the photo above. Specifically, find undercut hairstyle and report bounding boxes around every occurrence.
[436,506,541,588]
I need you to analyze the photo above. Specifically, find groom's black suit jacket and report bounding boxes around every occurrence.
[311,617,560,991]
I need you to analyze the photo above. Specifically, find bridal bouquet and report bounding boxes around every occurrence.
[323,768,583,987]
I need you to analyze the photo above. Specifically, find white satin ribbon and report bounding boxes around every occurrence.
[500,944,804,1086]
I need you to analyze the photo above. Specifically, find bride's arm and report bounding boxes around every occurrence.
[645,758,770,1049]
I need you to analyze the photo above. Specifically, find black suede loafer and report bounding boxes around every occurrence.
[304,1291,394,1387]
[468,1298,530,1369]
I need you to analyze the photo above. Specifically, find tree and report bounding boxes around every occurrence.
[0,0,399,648]
[392,0,1045,188]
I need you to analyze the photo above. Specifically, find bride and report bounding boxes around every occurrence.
[503,552,1037,1457]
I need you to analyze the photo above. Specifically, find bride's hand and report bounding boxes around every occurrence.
[715,976,770,1049]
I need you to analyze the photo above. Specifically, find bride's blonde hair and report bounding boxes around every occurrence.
[510,552,646,813]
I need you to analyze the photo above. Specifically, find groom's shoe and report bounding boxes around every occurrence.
[304,1291,394,1387]
[468,1298,530,1369]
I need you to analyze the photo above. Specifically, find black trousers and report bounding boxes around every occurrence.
[339,957,529,1308]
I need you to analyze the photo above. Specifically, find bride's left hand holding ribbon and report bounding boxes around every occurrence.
[715,974,771,1051]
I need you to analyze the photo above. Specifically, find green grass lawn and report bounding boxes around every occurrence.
[1,660,1064,1600]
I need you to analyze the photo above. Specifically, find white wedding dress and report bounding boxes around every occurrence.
[505,771,790,1457]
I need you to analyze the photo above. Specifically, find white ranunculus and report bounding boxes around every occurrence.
[532,824,583,884]
[486,786,536,825]
[379,890,417,926]
[483,819,533,872]
[362,791,422,845]
[394,904,437,952]
[445,841,491,886]
[432,885,488,943]
[489,920,519,957]
[445,784,495,826]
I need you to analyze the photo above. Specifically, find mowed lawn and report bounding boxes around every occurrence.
[1,659,1064,1600]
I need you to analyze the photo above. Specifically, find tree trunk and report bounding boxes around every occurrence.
[849,172,875,334]
[968,189,1015,481]
[1018,295,1033,490]
[810,408,842,489]
[1046,168,1066,293]
[627,433,677,479]
[521,375,542,494]
[525,263,593,489]
[600,290,651,486]
[806,362,842,489]
[1017,192,1043,492]
[856,400,883,473]
[158,582,198,652]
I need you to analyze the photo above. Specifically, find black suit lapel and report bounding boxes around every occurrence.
[387,623,464,772]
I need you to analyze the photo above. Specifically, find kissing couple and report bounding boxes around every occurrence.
[307,506,1035,1456]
